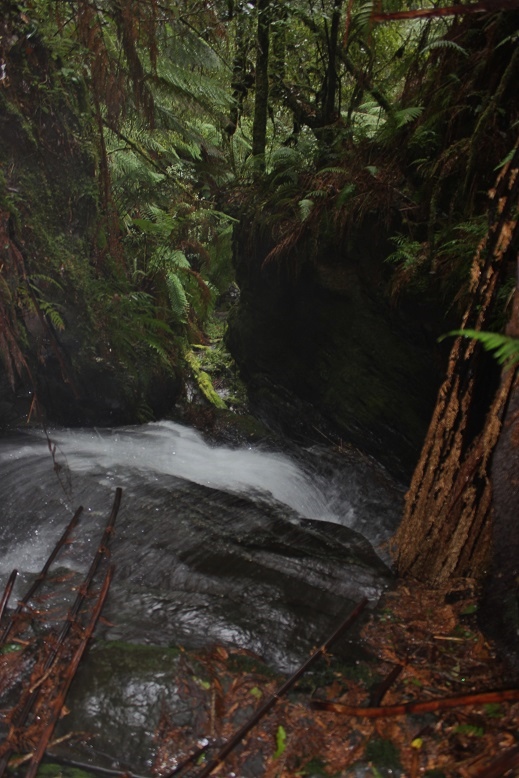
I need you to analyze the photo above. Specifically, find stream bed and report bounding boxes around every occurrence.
[0,420,403,773]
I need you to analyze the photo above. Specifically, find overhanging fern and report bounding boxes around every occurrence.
[421,39,468,57]
[444,329,519,368]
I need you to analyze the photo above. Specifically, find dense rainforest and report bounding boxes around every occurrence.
[0,0,519,768]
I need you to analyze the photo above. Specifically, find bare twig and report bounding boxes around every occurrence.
[311,688,519,718]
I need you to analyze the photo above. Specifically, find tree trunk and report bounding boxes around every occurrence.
[251,0,270,168]
[322,0,342,125]
[393,142,519,584]
[226,1,250,138]
[480,250,519,666]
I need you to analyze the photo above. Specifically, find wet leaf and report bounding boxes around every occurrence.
[273,725,286,758]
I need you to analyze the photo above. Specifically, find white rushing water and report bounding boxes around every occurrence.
[0,418,400,671]
[0,419,402,582]
[2,420,347,521]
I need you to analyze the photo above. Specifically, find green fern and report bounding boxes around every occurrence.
[394,106,424,128]
[298,198,314,221]
[337,183,356,206]
[38,300,65,331]
[444,329,519,367]
[421,40,468,57]
[386,235,424,270]
[165,270,189,322]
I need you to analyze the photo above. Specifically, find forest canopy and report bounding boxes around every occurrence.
[0,0,517,424]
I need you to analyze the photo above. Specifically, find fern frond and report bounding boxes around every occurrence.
[305,189,329,199]
[162,30,223,72]
[421,40,468,57]
[39,300,65,331]
[445,329,519,367]
[394,106,424,128]
[145,336,171,367]
[31,274,64,292]
[495,148,516,171]
[316,166,350,176]
[165,270,189,322]
[337,183,356,206]
[269,146,305,169]
[298,198,314,221]
[350,0,374,36]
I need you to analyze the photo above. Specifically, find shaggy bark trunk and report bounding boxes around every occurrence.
[393,143,519,584]
[251,0,271,168]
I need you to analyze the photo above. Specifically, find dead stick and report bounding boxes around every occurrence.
[44,752,150,778]
[311,688,519,717]
[190,598,368,778]
[0,506,83,645]
[0,570,17,627]
[368,664,403,706]
[26,566,114,778]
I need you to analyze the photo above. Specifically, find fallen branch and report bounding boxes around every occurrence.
[0,489,121,778]
[26,565,115,778]
[44,752,151,778]
[0,569,17,627]
[0,505,83,645]
[311,688,519,717]
[188,598,369,778]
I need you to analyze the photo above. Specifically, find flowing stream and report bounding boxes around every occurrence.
[0,419,403,771]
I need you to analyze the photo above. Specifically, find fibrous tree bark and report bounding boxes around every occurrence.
[251,0,271,169]
[393,141,519,584]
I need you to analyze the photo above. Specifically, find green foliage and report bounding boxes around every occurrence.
[386,235,424,270]
[453,724,484,737]
[184,350,227,409]
[2,0,517,425]
[38,299,65,332]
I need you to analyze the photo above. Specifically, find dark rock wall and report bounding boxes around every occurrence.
[227,216,445,478]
